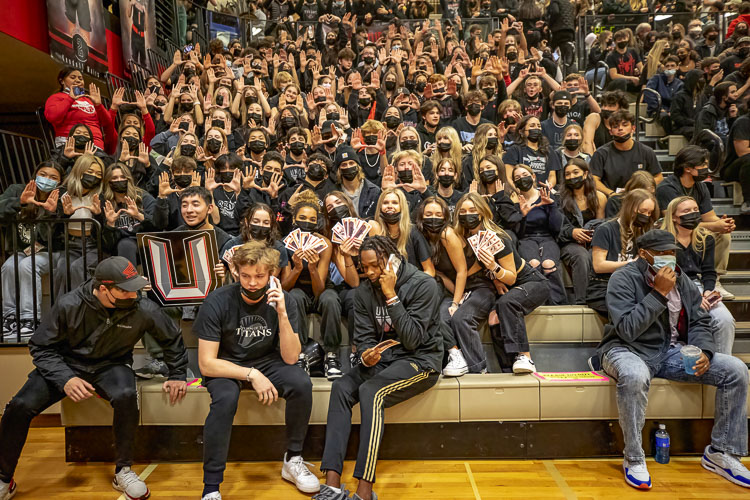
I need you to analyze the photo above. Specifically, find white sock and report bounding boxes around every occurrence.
[327,485,341,493]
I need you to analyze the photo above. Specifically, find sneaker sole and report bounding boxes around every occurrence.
[513,367,536,374]
[702,455,750,488]
[326,372,343,381]
[281,469,321,493]
[623,465,652,489]
[112,481,151,500]
[442,367,469,377]
[134,372,156,380]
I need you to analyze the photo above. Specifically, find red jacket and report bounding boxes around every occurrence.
[727,14,750,37]
[44,93,116,154]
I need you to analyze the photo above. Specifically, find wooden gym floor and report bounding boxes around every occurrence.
[12,427,749,499]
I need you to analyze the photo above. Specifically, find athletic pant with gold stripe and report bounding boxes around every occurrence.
[320,358,439,482]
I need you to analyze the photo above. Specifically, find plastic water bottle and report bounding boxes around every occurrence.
[655,424,670,464]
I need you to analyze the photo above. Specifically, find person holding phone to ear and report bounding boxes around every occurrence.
[661,196,736,355]
[316,236,444,500]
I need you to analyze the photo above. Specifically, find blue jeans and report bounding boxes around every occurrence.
[695,281,735,355]
[603,345,748,464]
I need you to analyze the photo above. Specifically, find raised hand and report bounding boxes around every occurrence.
[103,200,122,227]
[64,137,80,159]
[381,164,396,189]
[111,87,126,109]
[40,189,59,212]
[88,83,102,106]
[20,180,38,205]
[205,167,219,191]
[124,196,142,219]
[539,184,554,205]
[137,143,149,165]
[61,193,75,215]
[88,194,102,215]
[228,169,242,193]
[158,172,179,198]
[242,166,258,190]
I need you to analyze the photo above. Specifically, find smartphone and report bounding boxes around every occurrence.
[387,253,400,276]
[183,44,194,54]
[706,292,721,307]
[268,276,280,309]
[73,87,86,97]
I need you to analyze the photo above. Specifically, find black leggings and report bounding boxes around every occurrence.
[0,365,138,481]
[202,355,312,486]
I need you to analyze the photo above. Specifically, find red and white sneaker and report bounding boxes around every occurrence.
[0,479,16,500]
[112,467,150,499]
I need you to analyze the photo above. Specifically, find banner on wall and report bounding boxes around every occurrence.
[137,230,220,307]
[45,0,108,78]
[119,0,156,72]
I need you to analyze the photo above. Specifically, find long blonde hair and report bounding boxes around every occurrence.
[618,188,660,260]
[472,123,501,180]
[647,39,669,78]
[63,154,104,198]
[99,163,143,208]
[373,188,412,257]
[453,192,508,241]
[660,196,710,256]
[430,127,462,174]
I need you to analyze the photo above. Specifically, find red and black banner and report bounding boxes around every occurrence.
[46,0,108,78]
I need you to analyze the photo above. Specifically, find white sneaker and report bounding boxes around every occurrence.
[714,281,735,301]
[623,460,652,489]
[0,479,17,500]
[512,354,536,374]
[201,492,222,500]
[702,445,750,488]
[112,467,150,499]
[281,453,320,493]
[442,348,469,377]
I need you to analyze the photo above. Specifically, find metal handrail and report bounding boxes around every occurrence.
[634,87,662,142]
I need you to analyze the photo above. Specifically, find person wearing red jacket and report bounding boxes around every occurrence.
[726,5,750,37]
[44,67,116,155]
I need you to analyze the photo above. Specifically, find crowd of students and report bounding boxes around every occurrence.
[0,2,749,500]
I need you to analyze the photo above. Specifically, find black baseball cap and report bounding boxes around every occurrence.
[636,230,679,252]
[94,256,148,292]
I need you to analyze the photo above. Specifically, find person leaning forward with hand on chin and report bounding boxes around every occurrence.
[0,257,189,500]
[596,230,749,491]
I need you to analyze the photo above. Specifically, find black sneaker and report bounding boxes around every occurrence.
[295,354,310,375]
[2,315,16,336]
[135,357,169,379]
[587,355,602,372]
[325,353,343,380]
[312,483,350,500]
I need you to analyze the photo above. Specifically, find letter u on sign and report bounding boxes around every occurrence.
[137,230,221,306]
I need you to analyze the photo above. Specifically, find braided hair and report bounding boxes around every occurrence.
[358,235,403,269]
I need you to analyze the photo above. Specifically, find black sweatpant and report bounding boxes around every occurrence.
[0,365,138,481]
[320,359,438,483]
[288,288,342,352]
[202,355,312,486]
[560,242,592,305]
[722,155,750,201]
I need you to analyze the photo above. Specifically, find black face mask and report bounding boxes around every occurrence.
[81,174,100,189]
[381,211,401,224]
[437,174,454,187]
[526,129,542,142]
[693,167,709,182]
[482,87,495,100]
[179,103,194,114]
[106,289,136,309]
[328,112,340,121]
[707,33,718,42]
[215,95,225,107]
[554,105,570,117]
[289,141,305,155]
[422,217,444,232]
[612,133,631,143]
[327,205,350,223]
[307,163,327,181]
[123,136,140,152]
[467,103,482,116]
[437,141,452,152]
[480,169,498,184]
[245,95,256,105]
[739,47,750,58]
[616,41,628,49]
[340,166,359,181]
[634,213,651,227]
[108,179,128,194]
[678,211,701,230]
[281,117,296,129]
[459,213,481,230]
[485,137,499,150]
[514,176,534,192]
[397,169,413,184]
[564,175,585,190]
[384,116,400,129]
[248,140,266,154]
[359,98,372,107]
[363,56,375,65]
[364,135,378,146]
[183,68,195,78]
[174,174,193,188]
[313,95,327,104]
[206,138,222,154]
[178,121,190,131]
[180,144,196,157]
[248,112,263,123]
[400,140,418,151]
[564,138,580,151]
[327,38,336,45]
[259,170,273,186]
[73,135,90,148]
[242,284,268,301]
[249,223,272,240]
[148,84,161,94]
[415,82,427,92]
[600,109,613,121]
[506,51,518,62]
[385,81,396,91]
[294,220,318,232]
[217,171,234,183]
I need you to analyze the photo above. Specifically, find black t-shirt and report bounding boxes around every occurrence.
[392,227,432,270]
[541,116,574,150]
[589,142,661,191]
[451,116,491,144]
[591,219,636,279]
[568,99,590,126]
[605,48,641,77]
[213,188,241,236]
[724,114,750,167]
[655,174,713,214]
[195,283,299,365]
[517,95,548,120]
[503,144,562,185]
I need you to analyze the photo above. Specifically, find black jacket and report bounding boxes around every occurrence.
[694,96,734,141]
[670,69,705,136]
[353,261,445,372]
[29,280,188,391]
[597,259,714,366]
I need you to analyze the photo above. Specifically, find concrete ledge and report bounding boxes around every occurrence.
[457,374,540,421]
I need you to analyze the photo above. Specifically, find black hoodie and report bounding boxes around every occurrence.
[29,280,188,391]
[352,261,445,372]
[670,69,706,137]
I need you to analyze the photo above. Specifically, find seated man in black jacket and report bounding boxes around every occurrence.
[0,257,189,500]
[315,236,444,500]
[597,230,749,491]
